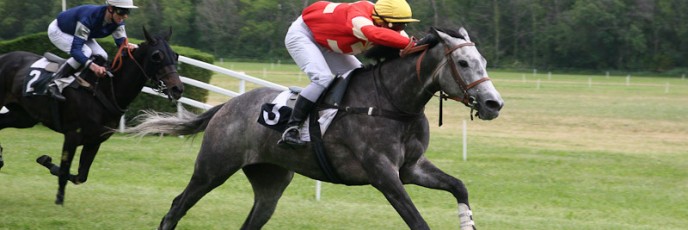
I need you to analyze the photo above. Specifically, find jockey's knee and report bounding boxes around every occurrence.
[301,83,327,102]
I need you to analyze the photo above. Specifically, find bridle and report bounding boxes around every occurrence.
[439,43,491,106]
[110,38,175,97]
[411,41,491,107]
[405,38,491,122]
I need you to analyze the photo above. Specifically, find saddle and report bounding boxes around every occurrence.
[23,53,78,97]
[257,69,355,134]
[23,53,110,97]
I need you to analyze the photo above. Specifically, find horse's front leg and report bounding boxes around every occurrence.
[55,132,80,205]
[363,155,430,230]
[400,156,475,230]
[72,142,102,184]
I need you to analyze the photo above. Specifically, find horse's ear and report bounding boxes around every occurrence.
[458,27,471,42]
[143,26,154,43]
[429,27,447,45]
[165,27,173,41]
[429,27,439,36]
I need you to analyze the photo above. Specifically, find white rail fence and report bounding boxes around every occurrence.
[118,55,288,131]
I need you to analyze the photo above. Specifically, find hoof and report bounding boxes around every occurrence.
[36,155,53,167]
[55,193,64,206]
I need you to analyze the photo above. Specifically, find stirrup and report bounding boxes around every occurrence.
[278,126,306,146]
[48,85,66,102]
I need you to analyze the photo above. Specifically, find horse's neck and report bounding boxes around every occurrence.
[373,57,439,113]
[110,55,147,108]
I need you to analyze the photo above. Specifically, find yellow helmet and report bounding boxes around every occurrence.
[372,0,420,23]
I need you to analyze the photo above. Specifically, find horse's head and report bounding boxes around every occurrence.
[429,27,504,120]
[139,27,184,100]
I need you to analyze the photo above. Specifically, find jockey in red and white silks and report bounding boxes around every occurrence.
[280,0,420,146]
[285,1,412,102]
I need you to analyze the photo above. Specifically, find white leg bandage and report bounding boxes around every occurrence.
[458,203,475,230]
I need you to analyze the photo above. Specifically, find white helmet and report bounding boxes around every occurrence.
[106,0,138,9]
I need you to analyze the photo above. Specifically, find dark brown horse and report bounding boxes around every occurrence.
[127,27,502,230]
[0,28,184,205]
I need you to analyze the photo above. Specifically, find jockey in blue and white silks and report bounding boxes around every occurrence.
[37,0,138,101]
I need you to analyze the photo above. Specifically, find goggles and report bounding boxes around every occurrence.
[114,7,130,16]
[389,22,407,31]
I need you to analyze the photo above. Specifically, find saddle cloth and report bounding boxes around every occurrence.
[23,57,78,97]
[257,90,338,142]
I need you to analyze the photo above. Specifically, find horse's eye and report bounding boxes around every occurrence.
[458,60,469,67]
[151,50,164,62]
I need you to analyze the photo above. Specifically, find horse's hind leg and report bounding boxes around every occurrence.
[159,150,241,230]
[400,156,475,230]
[240,164,294,230]
[0,143,4,170]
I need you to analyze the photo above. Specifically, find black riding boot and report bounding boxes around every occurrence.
[279,96,316,146]
[32,63,75,101]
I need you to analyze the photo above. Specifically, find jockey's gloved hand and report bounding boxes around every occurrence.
[415,34,436,46]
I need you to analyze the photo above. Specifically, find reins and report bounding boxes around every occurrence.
[111,38,135,73]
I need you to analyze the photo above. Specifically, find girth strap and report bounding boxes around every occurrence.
[320,104,421,122]
[308,109,343,184]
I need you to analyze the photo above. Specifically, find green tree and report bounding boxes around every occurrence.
[194,0,241,56]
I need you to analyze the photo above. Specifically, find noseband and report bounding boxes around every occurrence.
[411,41,491,107]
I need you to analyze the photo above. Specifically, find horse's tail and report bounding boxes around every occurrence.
[124,103,224,137]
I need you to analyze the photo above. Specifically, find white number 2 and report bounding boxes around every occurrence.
[26,70,42,92]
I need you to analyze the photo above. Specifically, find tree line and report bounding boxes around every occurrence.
[1,0,687,73]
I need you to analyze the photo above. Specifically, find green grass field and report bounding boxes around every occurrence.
[1,62,687,229]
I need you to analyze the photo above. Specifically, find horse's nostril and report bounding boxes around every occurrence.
[485,100,503,110]
[172,86,184,99]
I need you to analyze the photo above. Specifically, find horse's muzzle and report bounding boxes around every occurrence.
[475,95,503,120]
[166,84,184,100]
[159,71,184,100]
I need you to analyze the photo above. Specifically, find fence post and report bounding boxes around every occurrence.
[462,119,467,161]
[315,180,322,201]
[119,115,126,133]
[177,102,184,118]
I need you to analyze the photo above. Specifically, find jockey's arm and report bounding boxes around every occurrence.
[113,26,138,50]
[71,21,92,67]
[352,16,411,49]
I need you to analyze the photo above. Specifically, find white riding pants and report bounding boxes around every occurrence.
[48,19,108,69]
[285,16,362,102]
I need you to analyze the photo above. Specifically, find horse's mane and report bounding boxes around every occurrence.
[362,27,467,70]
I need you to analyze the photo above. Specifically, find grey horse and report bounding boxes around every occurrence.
[127,27,503,230]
